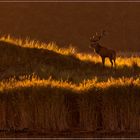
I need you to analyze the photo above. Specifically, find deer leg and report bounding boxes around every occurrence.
[109,58,113,67]
[113,58,116,67]
[101,57,105,66]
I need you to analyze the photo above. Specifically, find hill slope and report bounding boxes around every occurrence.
[0,36,140,135]
[0,36,140,82]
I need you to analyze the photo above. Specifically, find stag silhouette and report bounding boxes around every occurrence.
[90,31,116,67]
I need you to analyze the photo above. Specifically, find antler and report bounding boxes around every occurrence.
[90,30,106,42]
[97,30,106,41]
[101,30,106,37]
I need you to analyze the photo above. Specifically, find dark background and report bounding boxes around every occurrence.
[0,2,140,52]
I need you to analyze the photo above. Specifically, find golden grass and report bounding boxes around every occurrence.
[1,76,140,93]
[0,35,140,133]
[1,34,140,68]
[0,35,76,56]
[0,76,140,132]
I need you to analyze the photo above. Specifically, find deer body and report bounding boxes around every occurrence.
[90,31,116,67]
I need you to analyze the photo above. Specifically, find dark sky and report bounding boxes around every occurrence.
[0,2,140,51]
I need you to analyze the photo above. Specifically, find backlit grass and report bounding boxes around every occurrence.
[1,76,139,93]
[0,35,140,133]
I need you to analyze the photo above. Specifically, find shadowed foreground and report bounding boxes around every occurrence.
[0,78,140,133]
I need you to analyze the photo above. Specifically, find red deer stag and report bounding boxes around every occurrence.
[90,31,116,67]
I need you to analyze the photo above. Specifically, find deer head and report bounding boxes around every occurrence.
[90,30,106,43]
[89,30,106,49]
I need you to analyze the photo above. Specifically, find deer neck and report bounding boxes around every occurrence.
[94,43,101,54]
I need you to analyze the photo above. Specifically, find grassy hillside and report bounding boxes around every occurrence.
[0,35,140,134]
[1,35,140,82]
